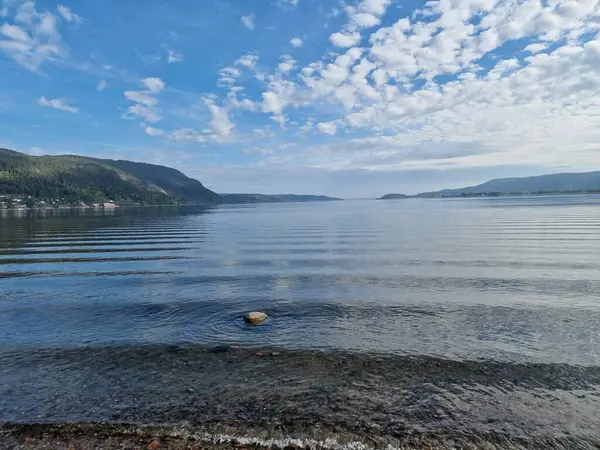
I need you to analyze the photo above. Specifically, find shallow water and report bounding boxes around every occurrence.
[1,197,600,445]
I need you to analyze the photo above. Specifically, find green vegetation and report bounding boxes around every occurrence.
[220,193,343,204]
[220,194,285,204]
[0,148,220,206]
[378,193,409,200]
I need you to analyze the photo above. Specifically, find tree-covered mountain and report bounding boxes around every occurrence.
[0,148,220,205]
[378,194,409,200]
[220,193,343,204]
[220,194,284,204]
[417,171,600,197]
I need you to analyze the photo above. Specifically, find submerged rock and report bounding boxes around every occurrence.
[244,311,267,324]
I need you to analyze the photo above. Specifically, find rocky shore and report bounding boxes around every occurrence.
[2,423,599,450]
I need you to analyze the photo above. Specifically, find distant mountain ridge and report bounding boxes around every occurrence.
[0,148,220,205]
[274,194,343,202]
[220,194,284,204]
[221,193,343,204]
[417,171,600,197]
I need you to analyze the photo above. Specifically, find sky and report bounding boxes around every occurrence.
[1,0,600,197]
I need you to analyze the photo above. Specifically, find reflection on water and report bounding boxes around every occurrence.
[2,197,600,440]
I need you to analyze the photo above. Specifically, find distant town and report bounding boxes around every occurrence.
[0,195,119,210]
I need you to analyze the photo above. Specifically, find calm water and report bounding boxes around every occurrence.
[2,196,600,446]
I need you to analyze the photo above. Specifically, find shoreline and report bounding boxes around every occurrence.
[2,422,598,450]
[0,203,213,212]
[2,192,600,212]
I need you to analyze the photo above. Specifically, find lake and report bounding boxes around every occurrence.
[2,196,600,448]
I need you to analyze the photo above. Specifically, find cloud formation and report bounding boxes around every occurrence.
[96,80,108,91]
[0,0,75,71]
[123,77,165,123]
[57,5,80,23]
[167,49,183,63]
[38,96,78,113]
[241,14,255,31]
[240,0,600,174]
[275,0,299,9]
[4,0,600,194]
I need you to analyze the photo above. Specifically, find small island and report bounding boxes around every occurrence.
[378,193,409,200]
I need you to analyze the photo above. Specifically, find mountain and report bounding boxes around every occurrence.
[274,194,343,202]
[220,193,343,204]
[220,194,284,204]
[417,171,600,198]
[0,148,220,205]
[378,194,409,200]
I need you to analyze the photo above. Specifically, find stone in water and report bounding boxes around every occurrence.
[244,312,267,324]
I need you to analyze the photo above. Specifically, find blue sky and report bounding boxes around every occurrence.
[1,0,600,197]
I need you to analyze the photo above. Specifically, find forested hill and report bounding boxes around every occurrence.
[220,193,343,204]
[0,148,220,205]
[417,171,600,197]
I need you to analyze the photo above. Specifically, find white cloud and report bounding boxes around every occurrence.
[218,66,242,86]
[127,104,161,123]
[359,0,391,16]
[169,128,206,142]
[204,98,235,137]
[244,147,274,155]
[327,0,392,48]
[167,49,183,63]
[316,121,338,135]
[141,77,165,93]
[226,0,600,175]
[57,5,80,23]
[350,12,380,28]
[124,90,157,106]
[261,75,297,127]
[253,126,275,138]
[278,54,296,73]
[38,96,78,113]
[330,31,361,47]
[1,23,29,41]
[275,0,299,9]
[235,53,259,70]
[143,124,165,136]
[96,80,108,91]
[241,14,255,31]
[525,42,548,54]
[290,37,303,47]
[0,1,67,72]
[123,77,165,124]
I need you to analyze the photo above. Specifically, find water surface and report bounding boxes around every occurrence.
[1,197,600,445]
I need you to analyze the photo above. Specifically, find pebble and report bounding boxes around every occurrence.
[271,352,280,357]
[255,352,265,357]
[148,440,160,450]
